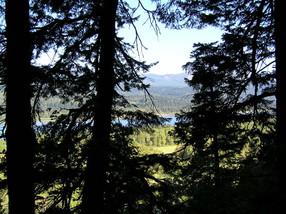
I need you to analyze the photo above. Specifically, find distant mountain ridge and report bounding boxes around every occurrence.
[144,73,190,88]
[122,73,194,114]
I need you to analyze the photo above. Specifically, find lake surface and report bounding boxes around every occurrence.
[118,115,176,126]
[165,115,176,125]
[0,115,177,133]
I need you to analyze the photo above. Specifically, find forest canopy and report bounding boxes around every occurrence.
[0,0,285,213]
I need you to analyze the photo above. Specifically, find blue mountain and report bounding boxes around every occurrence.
[144,73,190,88]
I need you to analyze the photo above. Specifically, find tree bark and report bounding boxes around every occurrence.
[274,0,286,209]
[82,1,118,213]
[5,0,36,213]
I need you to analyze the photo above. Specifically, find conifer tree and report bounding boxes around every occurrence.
[157,0,278,212]
[274,0,286,209]
[5,0,36,213]
[27,0,177,212]
[81,0,118,213]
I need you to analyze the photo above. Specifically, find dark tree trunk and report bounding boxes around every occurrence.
[274,0,286,209]
[82,1,118,213]
[5,0,35,213]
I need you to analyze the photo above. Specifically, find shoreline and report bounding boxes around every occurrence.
[159,113,176,117]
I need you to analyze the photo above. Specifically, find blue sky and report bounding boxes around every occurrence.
[119,1,223,75]
[137,26,222,74]
[38,1,223,75]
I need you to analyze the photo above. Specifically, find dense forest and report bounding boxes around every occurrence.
[1,83,192,117]
[0,74,192,117]
[131,125,175,147]
[0,0,285,214]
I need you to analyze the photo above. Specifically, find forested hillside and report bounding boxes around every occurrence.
[0,74,193,117]
[124,86,192,114]
[36,85,193,116]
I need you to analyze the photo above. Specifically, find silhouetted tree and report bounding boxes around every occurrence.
[274,0,286,209]
[28,0,179,213]
[157,0,278,212]
[81,0,118,213]
[175,39,275,213]
[5,0,36,213]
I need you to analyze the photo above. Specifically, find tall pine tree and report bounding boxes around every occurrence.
[274,0,286,209]
[81,0,118,213]
[27,0,176,212]
[157,0,278,212]
[5,0,36,213]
